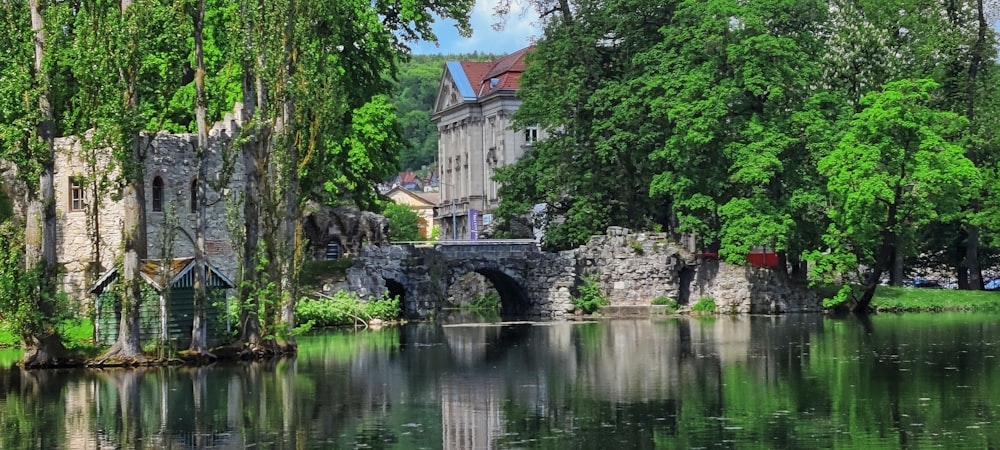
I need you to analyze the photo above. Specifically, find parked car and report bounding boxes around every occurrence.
[912,279,943,289]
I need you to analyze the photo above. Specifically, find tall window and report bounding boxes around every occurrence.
[524,126,539,145]
[190,178,198,213]
[69,177,85,212]
[152,176,164,212]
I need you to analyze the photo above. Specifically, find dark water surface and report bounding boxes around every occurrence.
[2,313,1000,449]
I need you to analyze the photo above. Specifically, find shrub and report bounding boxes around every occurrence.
[652,296,678,313]
[296,291,401,328]
[470,291,501,311]
[692,296,716,314]
[573,274,609,314]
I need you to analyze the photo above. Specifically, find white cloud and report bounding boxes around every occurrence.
[411,0,540,55]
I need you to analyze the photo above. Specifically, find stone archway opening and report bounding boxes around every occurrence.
[385,278,406,304]
[444,269,531,319]
[445,272,499,321]
[678,267,695,305]
[479,268,531,318]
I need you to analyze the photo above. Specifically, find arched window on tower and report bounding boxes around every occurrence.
[190,178,198,213]
[152,176,164,212]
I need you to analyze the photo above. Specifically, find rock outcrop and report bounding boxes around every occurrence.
[301,201,389,258]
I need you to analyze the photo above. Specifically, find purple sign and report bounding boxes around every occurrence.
[469,209,478,240]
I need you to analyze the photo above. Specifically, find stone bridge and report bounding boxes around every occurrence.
[335,228,823,319]
[339,240,578,318]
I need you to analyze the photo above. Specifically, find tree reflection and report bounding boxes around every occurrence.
[2,316,1000,448]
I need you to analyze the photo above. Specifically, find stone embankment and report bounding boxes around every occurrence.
[336,227,822,318]
[580,227,822,314]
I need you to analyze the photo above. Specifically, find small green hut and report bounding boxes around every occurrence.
[90,258,235,348]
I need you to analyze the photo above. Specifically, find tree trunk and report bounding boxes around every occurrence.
[235,0,265,351]
[890,237,903,287]
[187,0,212,358]
[855,196,901,313]
[277,0,298,353]
[21,0,67,368]
[854,256,886,314]
[776,251,789,277]
[99,0,146,363]
[963,0,987,290]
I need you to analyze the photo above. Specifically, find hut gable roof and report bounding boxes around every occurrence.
[90,258,235,294]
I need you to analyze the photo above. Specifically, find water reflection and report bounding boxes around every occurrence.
[1,314,1000,448]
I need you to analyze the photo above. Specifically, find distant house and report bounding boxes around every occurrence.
[432,46,543,240]
[423,172,440,192]
[386,186,439,239]
[90,258,235,348]
[392,171,423,191]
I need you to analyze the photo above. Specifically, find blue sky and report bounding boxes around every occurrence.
[410,0,541,56]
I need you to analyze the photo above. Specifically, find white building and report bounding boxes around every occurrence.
[432,47,543,240]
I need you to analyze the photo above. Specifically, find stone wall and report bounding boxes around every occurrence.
[339,227,821,318]
[575,227,694,306]
[54,109,245,300]
[578,227,822,313]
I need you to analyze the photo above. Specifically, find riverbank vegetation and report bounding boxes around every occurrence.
[492,0,1000,313]
[871,287,1000,312]
[573,274,610,314]
[295,292,401,330]
[1,292,401,351]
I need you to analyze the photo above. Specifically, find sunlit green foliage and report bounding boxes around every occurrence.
[652,296,678,314]
[494,0,999,294]
[0,222,60,343]
[384,202,422,241]
[470,291,501,311]
[691,296,717,314]
[296,291,401,328]
[808,79,980,310]
[572,274,608,314]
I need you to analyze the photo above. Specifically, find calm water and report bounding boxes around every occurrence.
[2,313,1000,449]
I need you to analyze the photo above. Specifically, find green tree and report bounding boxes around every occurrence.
[228,0,474,351]
[0,0,72,367]
[495,0,673,250]
[808,79,980,312]
[644,0,831,272]
[384,203,422,241]
[394,56,447,171]
[188,0,212,358]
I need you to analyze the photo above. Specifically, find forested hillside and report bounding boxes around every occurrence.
[391,53,498,172]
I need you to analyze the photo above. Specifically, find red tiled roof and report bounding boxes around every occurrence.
[460,61,493,94]
[457,46,534,99]
[398,171,418,184]
[484,46,533,80]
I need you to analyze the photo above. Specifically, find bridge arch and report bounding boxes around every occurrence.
[463,266,532,317]
[348,241,575,319]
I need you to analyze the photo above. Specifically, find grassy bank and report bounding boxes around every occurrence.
[0,318,96,349]
[871,286,1000,312]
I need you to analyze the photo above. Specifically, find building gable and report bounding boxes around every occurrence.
[386,186,437,208]
[434,68,466,113]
